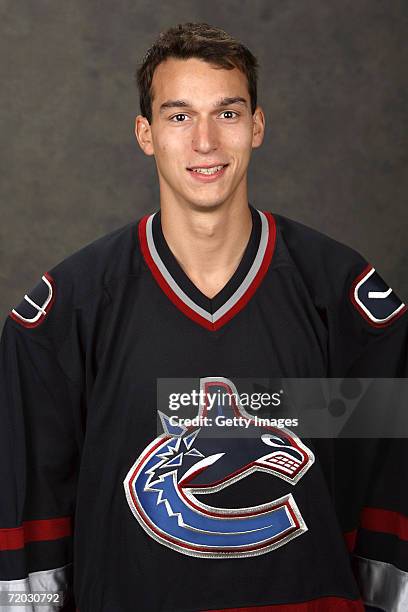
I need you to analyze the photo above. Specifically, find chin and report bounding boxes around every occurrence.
[183,190,231,209]
[187,199,228,212]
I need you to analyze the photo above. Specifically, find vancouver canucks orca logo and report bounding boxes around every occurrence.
[124,377,314,558]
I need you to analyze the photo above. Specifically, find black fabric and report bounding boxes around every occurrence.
[1,208,407,612]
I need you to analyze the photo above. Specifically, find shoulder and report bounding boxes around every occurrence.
[51,217,142,304]
[271,212,407,329]
[272,212,366,281]
[6,216,144,341]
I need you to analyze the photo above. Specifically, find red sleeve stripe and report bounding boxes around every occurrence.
[361,507,408,541]
[202,595,364,611]
[0,517,72,551]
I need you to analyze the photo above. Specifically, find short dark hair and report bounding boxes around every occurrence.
[135,22,259,124]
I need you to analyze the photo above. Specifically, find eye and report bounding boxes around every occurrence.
[261,434,286,447]
[170,113,189,122]
[220,110,239,119]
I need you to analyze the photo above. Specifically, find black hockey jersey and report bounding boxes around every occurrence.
[1,205,407,611]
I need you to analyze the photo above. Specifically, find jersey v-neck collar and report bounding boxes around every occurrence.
[138,205,276,331]
[152,205,261,314]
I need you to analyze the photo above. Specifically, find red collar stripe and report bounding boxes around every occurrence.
[138,209,276,331]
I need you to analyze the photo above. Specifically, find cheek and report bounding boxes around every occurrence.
[158,137,184,161]
[155,139,187,179]
[158,139,169,154]
[224,128,253,152]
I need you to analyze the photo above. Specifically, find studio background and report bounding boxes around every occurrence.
[1,0,407,321]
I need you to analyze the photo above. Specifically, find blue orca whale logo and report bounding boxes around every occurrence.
[124,377,314,558]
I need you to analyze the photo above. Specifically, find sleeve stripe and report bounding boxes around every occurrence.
[0,517,72,551]
[361,508,408,541]
[354,555,408,611]
[201,596,365,611]
[0,563,72,610]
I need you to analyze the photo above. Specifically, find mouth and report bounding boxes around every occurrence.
[186,164,229,182]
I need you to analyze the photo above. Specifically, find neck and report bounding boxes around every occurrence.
[160,201,253,299]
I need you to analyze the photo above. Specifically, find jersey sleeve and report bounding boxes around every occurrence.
[0,271,85,611]
[327,257,408,611]
[276,213,408,610]
[326,258,408,378]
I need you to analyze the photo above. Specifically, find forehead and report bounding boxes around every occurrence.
[151,57,249,108]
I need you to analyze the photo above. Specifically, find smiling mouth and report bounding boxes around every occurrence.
[187,164,229,176]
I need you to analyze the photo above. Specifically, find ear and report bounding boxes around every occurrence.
[134,115,155,156]
[252,106,265,149]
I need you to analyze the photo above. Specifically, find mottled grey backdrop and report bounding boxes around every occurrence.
[1,0,407,321]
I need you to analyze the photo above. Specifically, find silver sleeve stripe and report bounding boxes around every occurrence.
[354,555,408,611]
[0,563,71,611]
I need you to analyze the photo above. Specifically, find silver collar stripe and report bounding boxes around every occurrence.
[145,208,269,323]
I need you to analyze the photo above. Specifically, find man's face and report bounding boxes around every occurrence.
[135,57,265,211]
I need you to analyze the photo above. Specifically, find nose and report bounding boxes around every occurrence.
[191,116,218,154]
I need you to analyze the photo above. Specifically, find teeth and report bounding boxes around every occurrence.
[191,165,224,175]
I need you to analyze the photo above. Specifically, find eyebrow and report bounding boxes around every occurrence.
[159,96,248,114]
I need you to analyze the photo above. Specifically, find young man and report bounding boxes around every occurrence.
[0,22,407,612]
